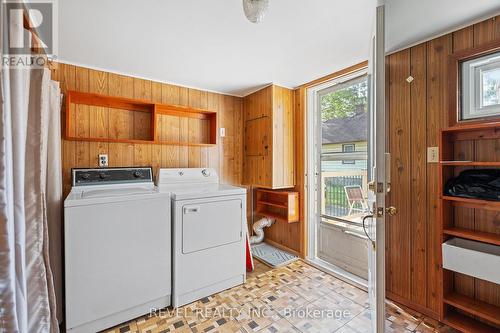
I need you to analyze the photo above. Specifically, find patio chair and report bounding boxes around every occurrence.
[344,185,369,216]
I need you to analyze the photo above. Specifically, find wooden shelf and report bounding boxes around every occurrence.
[441,122,500,141]
[444,227,500,246]
[257,200,288,209]
[444,293,500,326]
[442,121,500,132]
[441,161,500,167]
[255,210,289,223]
[65,90,217,146]
[443,312,499,333]
[64,137,216,147]
[255,189,299,223]
[442,196,500,211]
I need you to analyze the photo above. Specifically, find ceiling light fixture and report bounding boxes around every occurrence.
[242,0,269,24]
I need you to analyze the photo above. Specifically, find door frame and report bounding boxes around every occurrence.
[371,5,387,332]
[304,67,368,275]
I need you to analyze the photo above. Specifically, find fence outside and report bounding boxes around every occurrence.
[321,171,367,218]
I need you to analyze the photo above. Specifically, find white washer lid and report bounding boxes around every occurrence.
[64,186,170,207]
[163,184,246,200]
[81,187,157,198]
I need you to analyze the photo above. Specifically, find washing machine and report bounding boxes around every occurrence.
[64,167,171,333]
[156,168,247,307]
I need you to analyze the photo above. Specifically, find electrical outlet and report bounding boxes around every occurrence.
[427,147,439,163]
[220,127,226,137]
[98,154,108,167]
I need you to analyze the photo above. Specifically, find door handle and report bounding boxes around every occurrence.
[385,206,397,216]
[184,207,200,214]
[362,214,376,250]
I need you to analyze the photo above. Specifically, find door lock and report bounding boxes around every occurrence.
[385,206,397,216]
[368,181,384,193]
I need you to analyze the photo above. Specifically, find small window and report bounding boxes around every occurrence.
[342,144,355,164]
[461,51,500,121]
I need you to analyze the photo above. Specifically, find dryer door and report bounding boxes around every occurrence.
[182,198,242,254]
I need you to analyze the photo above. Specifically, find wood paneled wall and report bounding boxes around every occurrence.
[386,15,500,318]
[51,63,243,195]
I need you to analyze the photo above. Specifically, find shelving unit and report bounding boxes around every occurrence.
[255,189,299,223]
[439,121,500,332]
[65,90,217,146]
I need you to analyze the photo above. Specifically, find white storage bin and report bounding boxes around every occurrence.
[442,238,500,284]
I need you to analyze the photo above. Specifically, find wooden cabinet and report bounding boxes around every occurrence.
[243,85,294,189]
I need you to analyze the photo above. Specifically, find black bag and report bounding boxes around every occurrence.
[444,169,500,201]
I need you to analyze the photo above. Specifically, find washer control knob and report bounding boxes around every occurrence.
[133,171,142,178]
[202,169,210,177]
[99,173,107,180]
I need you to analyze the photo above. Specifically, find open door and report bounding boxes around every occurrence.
[366,3,395,333]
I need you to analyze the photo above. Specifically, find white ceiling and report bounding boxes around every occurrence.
[385,0,500,53]
[58,1,500,97]
[58,0,374,96]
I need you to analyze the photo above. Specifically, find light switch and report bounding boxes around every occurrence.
[220,128,226,137]
[427,147,439,163]
[99,154,108,167]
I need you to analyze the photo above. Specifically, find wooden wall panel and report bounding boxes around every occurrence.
[409,43,427,307]
[387,49,411,299]
[386,13,500,320]
[426,34,452,314]
[53,63,243,195]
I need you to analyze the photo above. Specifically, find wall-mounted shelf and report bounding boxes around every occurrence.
[442,196,500,211]
[443,293,500,326]
[256,189,299,223]
[440,161,500,167]
[65,91,217,146]
[443,312,498,333]
[443,227,500,246]
[439,119,500,332]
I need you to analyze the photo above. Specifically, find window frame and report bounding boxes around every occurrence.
[461,52,500,120]
[342,143,356,164]
[449,39,500,126]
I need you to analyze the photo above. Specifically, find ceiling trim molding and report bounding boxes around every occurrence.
[54,58,245,98]
[386,9,500,55]
[300,61,368,89]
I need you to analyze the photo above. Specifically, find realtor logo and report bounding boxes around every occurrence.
[2,0,57,68]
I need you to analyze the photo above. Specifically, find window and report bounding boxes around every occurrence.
[319,74,368,222]
[342,144,356,164]
[461,51,500,120]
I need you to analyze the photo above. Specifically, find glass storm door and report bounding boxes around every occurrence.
[366,4,393,333]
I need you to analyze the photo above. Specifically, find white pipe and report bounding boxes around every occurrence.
[249,217,275,244]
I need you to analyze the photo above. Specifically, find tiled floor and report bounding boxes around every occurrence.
[103,260,457,333]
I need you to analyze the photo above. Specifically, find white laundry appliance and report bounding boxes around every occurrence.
[64,167,171,333]
[156,168,247,307]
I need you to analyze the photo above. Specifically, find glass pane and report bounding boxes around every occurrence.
[482,67,500,107]
[320,77,368,223]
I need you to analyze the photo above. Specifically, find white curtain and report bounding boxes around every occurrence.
[0,62,61,333]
